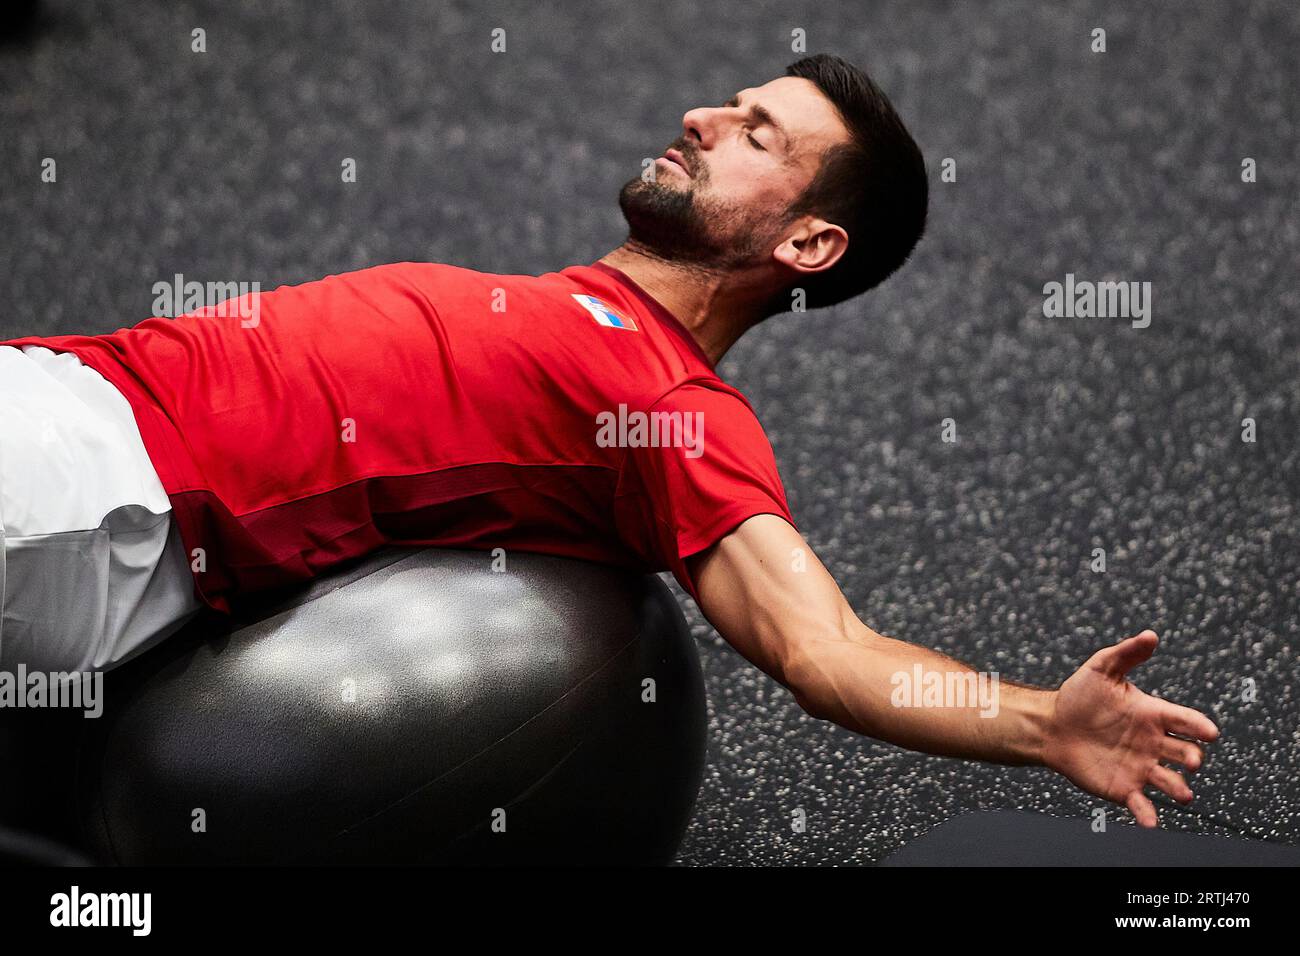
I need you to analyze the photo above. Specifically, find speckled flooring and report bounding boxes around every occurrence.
[1,0,1295,864]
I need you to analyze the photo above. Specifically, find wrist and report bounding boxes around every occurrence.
[1010,685,1059,767]
[1032,688,1061,768]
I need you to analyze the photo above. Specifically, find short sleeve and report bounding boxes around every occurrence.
[614,382,796,602]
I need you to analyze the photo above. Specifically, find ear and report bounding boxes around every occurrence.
[771,217,849,276]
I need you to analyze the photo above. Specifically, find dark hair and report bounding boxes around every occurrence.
[769,54,928,314]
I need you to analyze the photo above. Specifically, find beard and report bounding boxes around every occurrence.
[616,163,774,272]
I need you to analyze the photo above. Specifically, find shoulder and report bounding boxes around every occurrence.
[647,379,769,435]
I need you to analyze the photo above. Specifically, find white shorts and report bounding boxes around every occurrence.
[0,345,205,674]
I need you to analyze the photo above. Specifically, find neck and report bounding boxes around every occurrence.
[597,243,766,366]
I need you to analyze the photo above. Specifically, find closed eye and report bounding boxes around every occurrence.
[722,94,772,152]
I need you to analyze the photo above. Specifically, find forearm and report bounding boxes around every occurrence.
[783,625,1056,766]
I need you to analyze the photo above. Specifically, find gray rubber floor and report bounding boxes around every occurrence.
[1,1,1296,865]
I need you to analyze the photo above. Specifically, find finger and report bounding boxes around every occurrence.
[1148,764,1193,803]
[1159,735,1203,771]
[1162,702,1220,742]
[1126,790,1159,828]
[1093,630,1158,680]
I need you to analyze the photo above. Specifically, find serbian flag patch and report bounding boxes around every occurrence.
[572,294,638,331]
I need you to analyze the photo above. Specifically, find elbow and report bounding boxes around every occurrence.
[777,632,844,723]
[778,621,884,725]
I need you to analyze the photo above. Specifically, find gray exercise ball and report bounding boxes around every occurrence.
[74,548,707,865]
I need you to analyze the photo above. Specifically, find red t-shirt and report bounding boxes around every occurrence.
[3,261,795,612]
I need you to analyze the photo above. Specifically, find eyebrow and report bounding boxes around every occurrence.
[724,93,796,152]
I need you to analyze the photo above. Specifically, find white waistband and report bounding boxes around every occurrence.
[0,344,171,537]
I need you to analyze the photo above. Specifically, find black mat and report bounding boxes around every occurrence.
[881,811,1300,867]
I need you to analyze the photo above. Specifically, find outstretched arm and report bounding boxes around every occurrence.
[687,514,1220,827]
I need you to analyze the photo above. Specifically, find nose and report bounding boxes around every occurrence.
[680,102,727,149]
[680,108,706,147]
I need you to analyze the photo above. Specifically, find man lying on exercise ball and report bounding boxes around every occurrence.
[0,53,1216,829]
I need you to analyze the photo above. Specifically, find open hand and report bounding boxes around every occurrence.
[1043,630,1219,827]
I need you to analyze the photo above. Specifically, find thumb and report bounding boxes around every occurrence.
[1092,629,1159,680]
